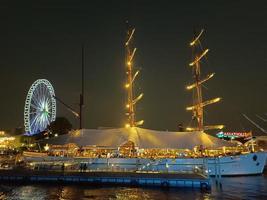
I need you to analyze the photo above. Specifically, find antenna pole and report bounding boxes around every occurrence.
[79,45,84,129]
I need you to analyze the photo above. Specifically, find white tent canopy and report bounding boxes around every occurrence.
[47,127,234,149]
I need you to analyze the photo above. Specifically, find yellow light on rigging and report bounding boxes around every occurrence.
[186,106,194,111]
[127,61,131,66]
[135,120,144,126]
[190,29,204,46]
[186,73,215,90]
[189,49,209,66]
[125,123,130,128]
[212,97,221,103]
[126,104,130,108]
[217,125,224,129]
[125,28,135,46]
[132,70,139,83]
[186,97,221,111]
[204,125,224,130]
[133,93,144,105]
[125,83,130,88]
[129,48,137,62]
[186,127,196,131]
[202,97,222,107]
[209,73,215,78]
[186,85,192,90]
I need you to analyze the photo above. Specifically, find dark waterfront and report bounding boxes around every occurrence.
[0,172,266,200]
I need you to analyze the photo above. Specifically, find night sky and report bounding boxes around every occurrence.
[0,0,266,135]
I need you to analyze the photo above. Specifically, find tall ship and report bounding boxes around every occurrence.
[22,27,266,176]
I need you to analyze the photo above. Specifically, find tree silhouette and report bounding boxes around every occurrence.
[48,117,72,135]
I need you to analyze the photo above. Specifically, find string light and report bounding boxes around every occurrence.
[190,29,204,46]
[124,26,144,128]
[185,29,224,131]
[189,49,209,66]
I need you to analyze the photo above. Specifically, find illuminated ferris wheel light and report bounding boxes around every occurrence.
[24,79,56,135]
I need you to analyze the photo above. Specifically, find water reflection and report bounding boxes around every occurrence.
[0,175,266,200]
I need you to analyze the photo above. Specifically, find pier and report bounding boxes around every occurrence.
[0,170,210,190]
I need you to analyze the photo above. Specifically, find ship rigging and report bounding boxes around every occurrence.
[186,29,224,131]
[124,24,144,128]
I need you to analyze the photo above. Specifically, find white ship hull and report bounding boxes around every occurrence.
[205,152,266,176]
[24,152,266,176]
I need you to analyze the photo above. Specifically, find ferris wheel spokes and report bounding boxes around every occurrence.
[24,79,56,135]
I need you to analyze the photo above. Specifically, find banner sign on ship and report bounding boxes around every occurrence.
[216,131,252,139]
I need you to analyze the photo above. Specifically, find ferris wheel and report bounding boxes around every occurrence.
[24,79,56,135]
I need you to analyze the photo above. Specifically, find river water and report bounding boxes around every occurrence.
[0,173,267,200]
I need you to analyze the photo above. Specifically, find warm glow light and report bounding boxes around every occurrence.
[205,125,224,130]
[186,97,222,111]
[129,48,137,62]
[124,27,144,128]
[186,85,193,90]
[213,97,221,103]
[186,106,193,111]
[133,93,143,105]
[125,28,135,46]
[217,125,224,129]
[189,49,209,66]
[209,73,215,79]
[190,29,204,46]
[202,97,221,107]
[186,73,215,90]
[132,70,139,83]
[186,127,196,131]
[135,120,144,126]
[44,144,49,151]
[0,137,15,143]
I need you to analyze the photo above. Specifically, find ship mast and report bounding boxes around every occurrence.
[79,45,84,129]
[124,24,144,128]
[186,29,224,131]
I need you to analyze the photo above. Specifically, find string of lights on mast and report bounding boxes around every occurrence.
[186,29,224,131]
[124,25,144,128]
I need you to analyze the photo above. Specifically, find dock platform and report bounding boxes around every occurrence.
[0,169,210,190]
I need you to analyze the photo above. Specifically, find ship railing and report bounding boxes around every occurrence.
[21,160,208,176]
